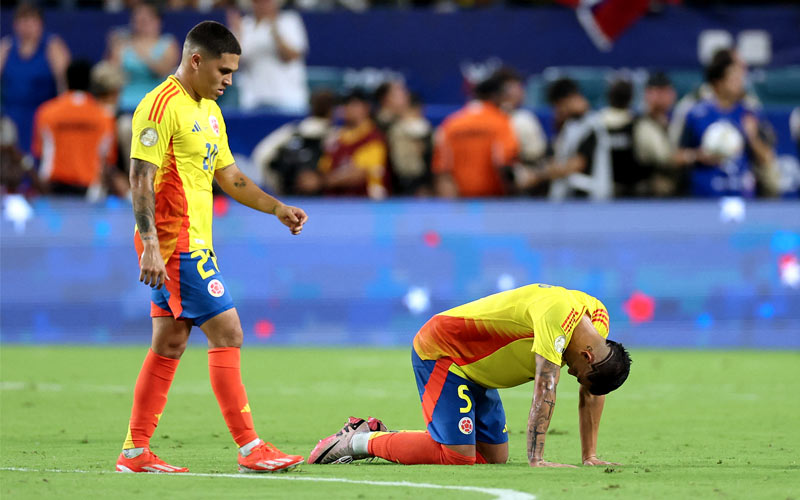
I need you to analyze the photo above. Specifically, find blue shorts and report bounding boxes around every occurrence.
[412,349,508,446]
[149,249,234,326]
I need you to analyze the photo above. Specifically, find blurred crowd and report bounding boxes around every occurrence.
[1,2,798,201]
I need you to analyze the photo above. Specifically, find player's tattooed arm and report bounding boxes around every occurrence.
[527,354,575,468]
[130,159,158,238]
[130,158,167,289]
[215,162,308,235]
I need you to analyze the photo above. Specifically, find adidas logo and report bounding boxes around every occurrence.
[192,121,202,132]
[241,403,251,413]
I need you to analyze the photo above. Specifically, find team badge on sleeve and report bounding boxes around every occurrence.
[209,116,220,136]
[554,335,566,354]
[139,127,159,147]
[208,279,225,297]
[458,417,474,435]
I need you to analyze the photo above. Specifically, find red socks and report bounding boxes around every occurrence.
[208,347,258,447]
[123,349,179,449]
[368,431,475,465]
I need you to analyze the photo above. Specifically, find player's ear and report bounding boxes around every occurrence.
[191,52,202,70]
[581,350,594,364]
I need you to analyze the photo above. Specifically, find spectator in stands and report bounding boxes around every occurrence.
[0,116,39,197]
[31,60,117,198]
[520,77,614,200]
[107,2,179,113]
[91,61,130,197]
[229,0,310,112]
[318,88,390,199]
[374,80,410,133]
[432,72,519,198]
[250,89,337,195]
[602,78,648,197]
[0,4,71,154]
[374,80,433,196]
[386,93,433,196]
[535,78,644,199]
[679,49,777,197]
[632,72,694,197]
[493,67,548,196]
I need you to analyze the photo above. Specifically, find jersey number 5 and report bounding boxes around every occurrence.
[203,143,219,171]
[458,385,473,414]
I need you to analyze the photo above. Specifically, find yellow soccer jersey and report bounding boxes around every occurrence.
[130,75,235,260]
[412,284,610,389]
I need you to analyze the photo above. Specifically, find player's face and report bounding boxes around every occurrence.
[197,53,239,100]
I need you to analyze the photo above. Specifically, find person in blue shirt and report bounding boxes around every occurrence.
[0,4,71,154]
[680,49,775,197]
[107,2,179,114]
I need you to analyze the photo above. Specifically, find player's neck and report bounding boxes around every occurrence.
[173,68,201,102]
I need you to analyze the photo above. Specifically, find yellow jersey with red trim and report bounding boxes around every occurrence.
[412,284,610,389]
[130,75,235,261]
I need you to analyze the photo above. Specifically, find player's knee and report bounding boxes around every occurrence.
[487,453,508,464]
[440,446,477,465]
[153,342,186,359]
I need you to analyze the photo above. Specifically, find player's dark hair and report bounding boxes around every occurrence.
[705,48,736,84]
[586,340,631,396]
[607,79,633,109]
[66,60,92,92]
[547,77,580,105]
[185,21,241,58]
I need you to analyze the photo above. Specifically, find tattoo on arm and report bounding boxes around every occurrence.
[130,159,157,236]
[527,361,559,462]
[233,176,247,188]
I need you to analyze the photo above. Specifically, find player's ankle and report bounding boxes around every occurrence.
[239,437,262,457]
[122,447,145,459]
[351,432,372,456]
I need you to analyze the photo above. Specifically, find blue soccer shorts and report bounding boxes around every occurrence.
[149,249,234,326]
[411,348,508,446]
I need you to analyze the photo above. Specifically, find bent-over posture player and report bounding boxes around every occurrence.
[309,284,631,468]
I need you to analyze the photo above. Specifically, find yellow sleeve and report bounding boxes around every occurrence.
[130,94,176,167]
[531,296,587,367]
[214,107,235,170]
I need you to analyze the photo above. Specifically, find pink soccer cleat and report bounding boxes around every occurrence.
[308,416,388,464]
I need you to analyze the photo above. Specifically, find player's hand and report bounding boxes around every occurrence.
[139,244,168,289]
[529,460,578,468]
[583,456,621,466]
[275,204,308,235]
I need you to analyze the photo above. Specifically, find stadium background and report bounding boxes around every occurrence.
[1,2,798,349]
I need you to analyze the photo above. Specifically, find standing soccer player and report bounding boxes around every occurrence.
[116,21,308,474]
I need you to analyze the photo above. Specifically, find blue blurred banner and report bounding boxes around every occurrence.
[1,198,798,348]
[1,6,799,103]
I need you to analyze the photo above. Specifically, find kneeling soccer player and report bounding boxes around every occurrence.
[115,21,308,474]
[309,283,631,468]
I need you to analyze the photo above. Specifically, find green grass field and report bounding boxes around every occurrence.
[1,346,798,499]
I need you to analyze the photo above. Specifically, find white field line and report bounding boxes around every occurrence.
[0,467,535,500]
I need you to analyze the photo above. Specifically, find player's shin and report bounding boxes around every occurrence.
[367,431,476,465]
[122,349,180,452]
[208,347,259,447]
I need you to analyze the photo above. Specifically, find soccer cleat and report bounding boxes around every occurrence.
[115,449,189,473]
[308,416,388,465]
[238,441,304,473]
